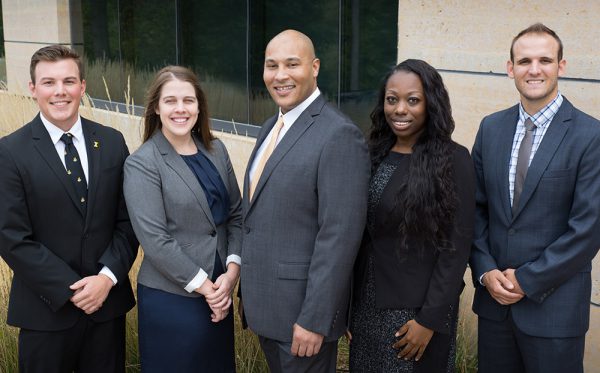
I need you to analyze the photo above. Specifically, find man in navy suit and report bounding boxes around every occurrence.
[0,45,137,372]
[470,23,600,373]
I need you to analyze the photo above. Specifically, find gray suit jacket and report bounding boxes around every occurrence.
[240,94,370,342]
[470,98,600,337]
[124,131,242,297]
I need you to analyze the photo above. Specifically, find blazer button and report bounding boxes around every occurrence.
[508,229,516,235]
[245,227,251,234]
[210,230,217,237]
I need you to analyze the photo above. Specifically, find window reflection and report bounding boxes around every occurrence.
[80,0,397,131]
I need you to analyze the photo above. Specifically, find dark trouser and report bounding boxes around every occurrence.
[478,311,584,373]
[18,315,126,373]
[258,335,337,373]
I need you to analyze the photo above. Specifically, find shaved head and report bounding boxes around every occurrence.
[263,29,320,113]
[266,30,316,60]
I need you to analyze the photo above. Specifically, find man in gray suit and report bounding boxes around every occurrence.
[470,23,600,373]
[240,30,370,372]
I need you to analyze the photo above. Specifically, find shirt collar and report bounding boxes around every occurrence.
[518,92,563,129]
[279,87,321,126]
[40,113,84,145]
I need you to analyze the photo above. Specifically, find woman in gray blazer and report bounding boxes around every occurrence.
[124,66,242,372]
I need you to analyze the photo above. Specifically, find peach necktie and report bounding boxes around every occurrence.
[249,116,285,200]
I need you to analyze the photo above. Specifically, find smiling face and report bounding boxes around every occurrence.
[156,79,199,143]
[29,59,86,132]
[384,70,427,153]
[508,32,566,114]
[263,30,320,113]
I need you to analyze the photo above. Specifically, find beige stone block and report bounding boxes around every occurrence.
[4,42,40,93]
[398,0,600,79]
[2,0,68,43]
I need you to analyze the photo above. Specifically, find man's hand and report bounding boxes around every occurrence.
[502,268,525,295]
[291,323,324,357]
[69,274,113,314]
[482,269,524,305]
[393,319,434,361]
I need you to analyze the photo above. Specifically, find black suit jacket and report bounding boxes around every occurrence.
[0,114,138,331]
[354,143,475,333]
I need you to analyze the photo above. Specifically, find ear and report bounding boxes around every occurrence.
[28,81,36,98]
[557,59,566,77]
[506,60,514,79]
[312,58,320,78]
[80,79,86,96]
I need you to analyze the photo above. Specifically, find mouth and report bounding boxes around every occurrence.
[170,117,190,124]
[50,100,72,107]
[274,85,295,94]
[526,79,544,85]
[390,119,412,130]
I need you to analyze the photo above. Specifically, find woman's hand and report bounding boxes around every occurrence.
[392,319,434,362]
[195,279,228,322]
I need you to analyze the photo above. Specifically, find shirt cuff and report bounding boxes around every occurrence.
[226,254,241,267]
[184,268,208,293]
[479,272,487,286]
[99,266,117,285]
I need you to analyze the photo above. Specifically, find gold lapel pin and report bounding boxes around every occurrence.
[93,141,99,148]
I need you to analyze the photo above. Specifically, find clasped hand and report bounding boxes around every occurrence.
[197,268,238,323]
[392,319,433,362]
[69,274,113,314]
[483,268,525,305]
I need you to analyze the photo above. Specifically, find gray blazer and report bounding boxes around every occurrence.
[124,131,242,297]
[470,98,600,337]
[240,94,370,342]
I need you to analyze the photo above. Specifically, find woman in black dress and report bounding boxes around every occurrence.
[349,59,475,372]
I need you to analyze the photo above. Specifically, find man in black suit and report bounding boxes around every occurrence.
[0,45,138,372]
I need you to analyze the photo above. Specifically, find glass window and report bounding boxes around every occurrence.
[82,0,177,105]
[179,1,248,124]
[80,0,397,133]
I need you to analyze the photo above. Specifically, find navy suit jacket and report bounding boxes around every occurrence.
[470,98,600,338]
[0,115,138,331]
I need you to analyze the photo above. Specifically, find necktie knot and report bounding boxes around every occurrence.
[60,133,74,146]
[524,118,536,132]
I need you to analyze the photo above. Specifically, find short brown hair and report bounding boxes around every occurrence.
[142,66,214,150]
[510,23,563,62]
[30,44,84,83]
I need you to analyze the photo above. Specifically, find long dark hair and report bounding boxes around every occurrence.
[369,59,457,256]
[142,66,214,150]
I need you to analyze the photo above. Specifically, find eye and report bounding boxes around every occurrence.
[385,96,398,104]
[288,62,299,68]
[265,63,277,69]
[163,98,175,104]
[408,97,420,105]
[184,98,196,104]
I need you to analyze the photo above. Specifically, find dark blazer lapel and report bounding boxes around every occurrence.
[512,100,572,219]
[82,119,101,222]
[152,131,215,228]
[496,105,519,222]
[30,115,84,216]
[249,94,325,205]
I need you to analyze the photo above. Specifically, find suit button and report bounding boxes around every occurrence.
[210,230,217,237]
[245,227,250,234]
[508,229,516,235]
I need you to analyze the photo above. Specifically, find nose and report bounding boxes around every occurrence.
[529,61,541,75]
[54,82,66,95]
[175,100,186,111]
[395,100,408,115]
[274,66,289,81]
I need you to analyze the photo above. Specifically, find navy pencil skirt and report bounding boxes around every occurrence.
[137,255,235,372]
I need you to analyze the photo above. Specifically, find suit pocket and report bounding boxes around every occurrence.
[541,168,572,179]
[278,262,310,280]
